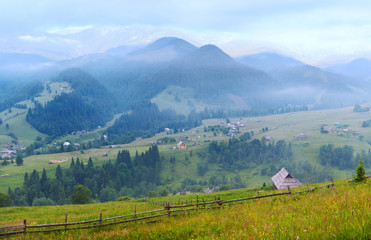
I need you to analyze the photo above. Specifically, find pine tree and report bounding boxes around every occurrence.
[355,157,367,182]
[16,155,23,166]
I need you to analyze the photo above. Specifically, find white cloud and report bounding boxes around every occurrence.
[18,35,46,42]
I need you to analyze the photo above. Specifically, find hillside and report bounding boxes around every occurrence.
[26,68,116,136]
[128,44,279,111]
[0,178,369,239]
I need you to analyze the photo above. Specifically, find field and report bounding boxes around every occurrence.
[2,104,371,193]
[0,179,369,239]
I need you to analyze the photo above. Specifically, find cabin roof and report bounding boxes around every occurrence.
[271,167,302,190]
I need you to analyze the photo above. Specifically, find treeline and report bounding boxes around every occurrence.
[362,119,371,128]
[8,146,161,206]
[26,93,111,136]
[106,102,202,143]
[353,104,370,113]
[207,138,293,171]
[319,144,356,169]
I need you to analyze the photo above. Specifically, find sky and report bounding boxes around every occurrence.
[1,0,371,65]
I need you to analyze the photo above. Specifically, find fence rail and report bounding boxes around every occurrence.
[0,179,336,238]
[347,175,371,182]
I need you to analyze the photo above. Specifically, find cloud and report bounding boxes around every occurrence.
[18,35,46,42]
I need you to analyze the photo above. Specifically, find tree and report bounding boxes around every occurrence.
[16,155,23,166]
[0,192,12,207]
[354,157,367,182]
[70,185,92,204]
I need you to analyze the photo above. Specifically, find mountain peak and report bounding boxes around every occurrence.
[126,37,197,62]
[180,44,237,67]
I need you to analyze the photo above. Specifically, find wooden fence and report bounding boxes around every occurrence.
[0,179,336,238]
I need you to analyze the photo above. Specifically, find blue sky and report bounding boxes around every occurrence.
[1,0,371,65]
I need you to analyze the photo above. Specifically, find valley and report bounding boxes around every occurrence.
[1,103,371,194]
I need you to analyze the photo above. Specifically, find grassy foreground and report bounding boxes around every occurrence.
[1,179,369,239]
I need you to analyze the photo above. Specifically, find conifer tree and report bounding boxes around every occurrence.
[355,157,367,182]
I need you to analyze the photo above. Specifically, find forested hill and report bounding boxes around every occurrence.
[126,44,279,108]
[26,68,116,136]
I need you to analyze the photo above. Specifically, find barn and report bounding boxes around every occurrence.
[271,167,302,190]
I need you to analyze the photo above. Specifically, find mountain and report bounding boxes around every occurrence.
[270,65,368,108]
[236,52,304,71]
[326,58,371,82]
[127,44,280,111]
[126,37,197,62]
[26,68,116,136]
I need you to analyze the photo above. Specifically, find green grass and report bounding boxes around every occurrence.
[151,85,213,115]
[1,178,369,239]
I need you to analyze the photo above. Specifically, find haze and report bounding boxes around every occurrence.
[1,0,371,65]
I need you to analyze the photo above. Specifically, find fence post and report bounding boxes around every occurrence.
[331,177,335,189]
[287,186,291,197]
[65,213,68,231]
[305,175,309,189]
[23,219,27,236]
[167,202,171,218]
[197,194,199,211]
[257,189,259,196]
[100,213,102,226]
[135,205,137,222]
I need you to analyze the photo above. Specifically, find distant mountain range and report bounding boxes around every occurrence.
[326,58,371,82]
[1,36,371,137]
[236,52,304,71]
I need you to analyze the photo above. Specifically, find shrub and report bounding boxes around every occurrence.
[70,185,92,204]
[32,197,55,206]
[116,196,131,202]
[0,192,12,207]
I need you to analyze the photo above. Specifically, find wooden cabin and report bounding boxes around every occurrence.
[271,167,302,190]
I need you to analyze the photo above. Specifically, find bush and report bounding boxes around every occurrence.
[0,192,12,207]
[32,197,55,206]
[70,185,92,204]
[116,196,131,202]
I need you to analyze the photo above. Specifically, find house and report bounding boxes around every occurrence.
[263,136,273,141]
[177,141,186,149]
[63,142,70,146]
[334,122,342,127]
[271,167,302,190]
[297,133,307,140]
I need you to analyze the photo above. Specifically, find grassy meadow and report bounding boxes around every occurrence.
[0,178,369,239]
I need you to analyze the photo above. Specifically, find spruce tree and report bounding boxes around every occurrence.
[355,157,367,182]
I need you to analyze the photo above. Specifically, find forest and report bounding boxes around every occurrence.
[319,144,371,169]
[8,146,161,206]
[106,102,203,143]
